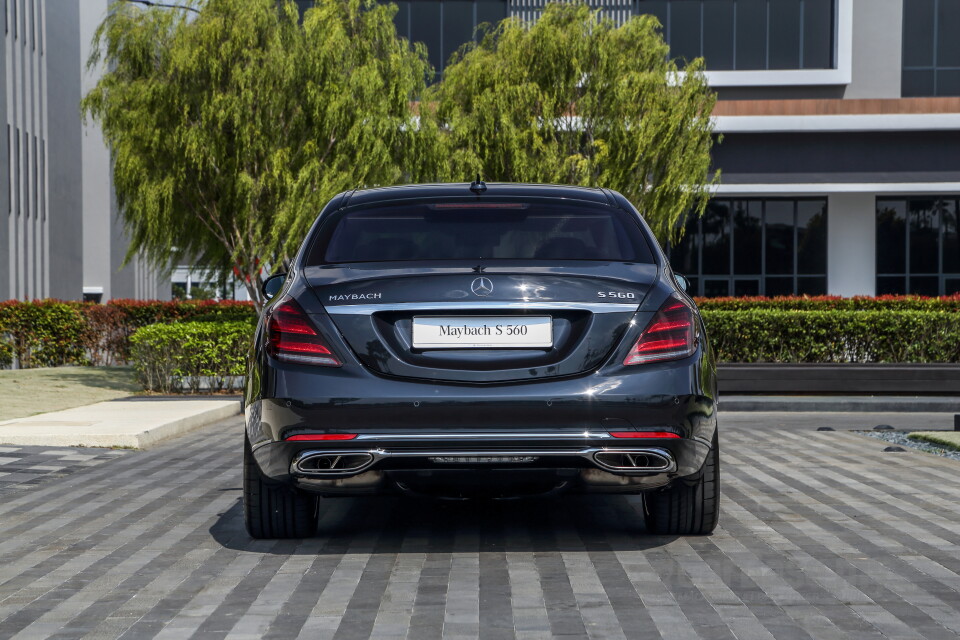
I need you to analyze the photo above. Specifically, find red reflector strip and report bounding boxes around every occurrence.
[634,338,690,353]
[645,320,692,333]
[431,203,528,209]
[285,434,358,441]
[275,340,333,355]
[608,431,681,439]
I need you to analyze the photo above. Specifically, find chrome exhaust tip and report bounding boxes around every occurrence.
[294,452,376,475]
[592,449,675,473]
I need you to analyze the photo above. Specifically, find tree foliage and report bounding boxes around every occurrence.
[82,0,435,308]
[84,0,716,309]
[431,3,717,243]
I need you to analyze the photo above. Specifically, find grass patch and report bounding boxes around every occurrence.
[0,366,138,422]
[908,431,960,451]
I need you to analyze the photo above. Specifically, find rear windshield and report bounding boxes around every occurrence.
[306,202,654,264]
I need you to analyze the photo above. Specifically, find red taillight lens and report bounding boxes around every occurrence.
[267,298,342,367]
[623,295,698,366]
[609,431,681,439]
[285,433,357,441]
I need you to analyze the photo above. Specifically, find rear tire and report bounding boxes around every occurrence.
[644,431,719,535]
[244,437,319,539]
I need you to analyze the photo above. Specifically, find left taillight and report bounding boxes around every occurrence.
[266,297,342,367]
[623,294,698,366]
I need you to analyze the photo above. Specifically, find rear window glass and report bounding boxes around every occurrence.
[306,202,654,264]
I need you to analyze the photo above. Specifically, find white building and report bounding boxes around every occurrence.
[1,0,167,302]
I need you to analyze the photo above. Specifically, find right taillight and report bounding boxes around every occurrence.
[266,297,342,367]
[623,295,698,366]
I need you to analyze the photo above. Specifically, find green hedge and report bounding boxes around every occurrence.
[4,297,960,373]
[130,321,255,393]
[702,309,960,363]
[695,294,960,312]
[0,299,256,368]
[0,300,89,368]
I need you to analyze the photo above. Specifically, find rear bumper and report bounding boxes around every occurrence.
[246,350,716,496]
[284,442,691,496]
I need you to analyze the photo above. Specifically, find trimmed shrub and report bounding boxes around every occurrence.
[130,321,254,393]
[695,294,960,312]
[80,304,132,366]
[702,309,960,363]
[0,299,257,369]
[106,299,255,326]
[0,300,88,368]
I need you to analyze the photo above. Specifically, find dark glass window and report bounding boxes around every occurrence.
[702,0,734,70]
[639,0,835,70]
[876,197,960,295]
[902,0,960,96]
[669,0,702,63]
[668,199,828,297]
[386,0,509,78]
[909,200,939,274]
[476,0,508,33]
[876,201,907,274]
[802,0,834,69]
[733,201,761,274]
[384,0,833,77]
[768,0,802,70]
[410,1,443,75]
[765,201,794,275]
[309,202,655,264]
[701,201,731,275]
[671,215,700,276]
[797,200,827,274]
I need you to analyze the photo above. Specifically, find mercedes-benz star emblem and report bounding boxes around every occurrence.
[471,277,494,297]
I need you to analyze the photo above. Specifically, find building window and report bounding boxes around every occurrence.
[390,0,509,79]
[668,198,828,297]
[385,0,835,78]
[637,0,835,71]
[876,198,960,296]
[902,0,960,96]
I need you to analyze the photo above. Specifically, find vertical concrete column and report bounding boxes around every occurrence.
[80,0,113,301]
[844,0,903,99]
[827,193,876,297]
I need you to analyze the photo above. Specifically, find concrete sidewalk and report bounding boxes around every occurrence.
[0,397,241,449]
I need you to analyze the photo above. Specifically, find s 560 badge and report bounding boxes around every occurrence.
[597,291,636,299]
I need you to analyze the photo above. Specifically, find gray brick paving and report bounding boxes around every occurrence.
[2,416,960,638]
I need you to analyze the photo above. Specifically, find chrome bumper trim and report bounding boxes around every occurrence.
[291,447,677,477]
[354,431,615,441]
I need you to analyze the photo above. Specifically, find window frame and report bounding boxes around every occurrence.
[667,197,829,297]
[876,196,960,295]
[901,0,960,97]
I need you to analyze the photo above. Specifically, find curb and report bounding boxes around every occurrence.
[0,399,242,449]
[126,401,242,449]
[720,396,960,413]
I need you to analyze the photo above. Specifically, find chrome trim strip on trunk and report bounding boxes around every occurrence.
[324,301,639,315]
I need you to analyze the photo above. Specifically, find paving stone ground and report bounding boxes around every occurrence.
[1,415,960,639]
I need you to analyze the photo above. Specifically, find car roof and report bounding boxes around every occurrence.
[343,182,614,207]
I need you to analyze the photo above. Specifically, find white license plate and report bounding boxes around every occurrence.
[412,316,553,349]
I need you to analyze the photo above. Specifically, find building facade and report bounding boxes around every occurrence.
[1,0,167,302]
[6,0,957,300]
[389,0,960,297]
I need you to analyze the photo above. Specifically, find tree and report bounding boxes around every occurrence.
[83,0,436,308]
[430,3,717,245]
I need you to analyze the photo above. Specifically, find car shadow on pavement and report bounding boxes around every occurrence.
[210,494,678,554]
